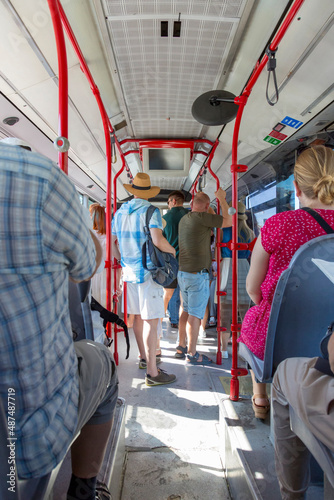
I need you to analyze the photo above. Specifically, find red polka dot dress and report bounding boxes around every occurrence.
[238,209,334,360]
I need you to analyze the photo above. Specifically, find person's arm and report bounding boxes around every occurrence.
[111,234,121,260]
[150,228,176,257]
[70,231,102,283]
[90,231,103,276]
[246,234,270,305]
[215,188,232,228]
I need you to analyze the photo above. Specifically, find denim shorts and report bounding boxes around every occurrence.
[178,270,210,320]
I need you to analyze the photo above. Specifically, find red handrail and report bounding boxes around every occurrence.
[47,0,68,174]
[55,0,134,364]
[229,0,305,401]
[188,0,305,399]
[206,140,225,365]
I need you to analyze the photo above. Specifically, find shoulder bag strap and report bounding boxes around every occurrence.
[142,205,158,270]
[301,207,334,234]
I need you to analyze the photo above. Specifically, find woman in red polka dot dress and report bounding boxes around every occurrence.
[238,145,334,419]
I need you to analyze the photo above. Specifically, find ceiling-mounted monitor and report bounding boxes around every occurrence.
[142,147,191,177]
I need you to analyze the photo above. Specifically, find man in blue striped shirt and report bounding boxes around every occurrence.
[112,173,176,386]
[0,140,118,500]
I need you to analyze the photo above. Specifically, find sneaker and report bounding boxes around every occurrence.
[209,316,216,326]
[170,323,179,329]
[199,326,207,338]
[139,357,161,369]
[145,368,176,386]
[222,350,228,359]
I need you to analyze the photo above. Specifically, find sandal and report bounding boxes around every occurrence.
[186,352,212,365]
[252,394,270,420]
[96,480,111,500]
[175,345,187,359]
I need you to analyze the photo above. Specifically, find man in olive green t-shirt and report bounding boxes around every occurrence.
[162,191,189,317]
[177,188,232,365]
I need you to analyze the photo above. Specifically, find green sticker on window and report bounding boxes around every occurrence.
[264,135,281,145]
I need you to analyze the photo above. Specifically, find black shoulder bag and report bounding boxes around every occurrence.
[142,205,178,287]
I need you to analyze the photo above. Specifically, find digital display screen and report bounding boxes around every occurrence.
[148,148,186,171]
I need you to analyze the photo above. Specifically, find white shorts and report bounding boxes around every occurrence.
[123,275,164,320]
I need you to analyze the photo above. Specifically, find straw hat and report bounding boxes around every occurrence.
[124,173,160,199]
[228,201,247,220]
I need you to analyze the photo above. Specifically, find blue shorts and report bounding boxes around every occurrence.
[178,270,210,320]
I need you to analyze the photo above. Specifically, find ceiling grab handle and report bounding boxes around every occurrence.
[47,0,68,174]
[229,0,306,402]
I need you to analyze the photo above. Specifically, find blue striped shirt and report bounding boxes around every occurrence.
[112,198,163,283]
[0,144,96,478]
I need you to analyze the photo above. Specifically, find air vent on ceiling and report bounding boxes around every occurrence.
[315,121,329,127]
[114,119,127,131]
[161,21,168,37]
[173,21,181,37]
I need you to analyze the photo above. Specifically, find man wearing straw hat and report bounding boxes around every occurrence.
[112,173,177,386]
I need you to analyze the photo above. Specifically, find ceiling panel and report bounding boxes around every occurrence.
[102,0,246,143]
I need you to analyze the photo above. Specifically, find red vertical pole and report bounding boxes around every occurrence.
[229,95,248,401]
[47,0,68,174]
[206,140,225,365]
[228,0,306,401]
[57,0,115,358]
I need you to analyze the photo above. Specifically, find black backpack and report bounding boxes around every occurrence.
[142,205,179,287]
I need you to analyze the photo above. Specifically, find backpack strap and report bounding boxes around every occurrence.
[91,297,130,359]
[144,205,158,233]
[301,207,334,234]
[142,205,159,270]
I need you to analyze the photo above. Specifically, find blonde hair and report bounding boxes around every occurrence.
[89,203,106,235]
[294,146,334,205]
[229,201,254,242]
[238,219,254,243]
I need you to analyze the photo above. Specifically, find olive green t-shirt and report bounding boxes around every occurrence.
[178,212,223,273]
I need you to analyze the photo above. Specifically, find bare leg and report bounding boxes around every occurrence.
[250,370,268,406]
[177,307,188,351]
[156,336,161,356]
[187,314,201,356]
[222,331,230,351]
[163,288,174,315]
[143,318,159,377]
[71,420,113,478]
[201,304,209,330]
[127,313,135,329]
[133,314,145,360]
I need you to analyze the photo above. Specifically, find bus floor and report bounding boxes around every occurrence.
[53,319,324,500]
[117,319,324,500]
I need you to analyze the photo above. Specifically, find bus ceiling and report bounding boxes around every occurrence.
[0,0,333,202]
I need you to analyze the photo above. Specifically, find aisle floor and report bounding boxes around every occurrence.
[116,320,232,500]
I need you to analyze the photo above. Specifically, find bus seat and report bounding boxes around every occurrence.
[239,234,334,383]
[68,279,94,341]
[289,406,334,493]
